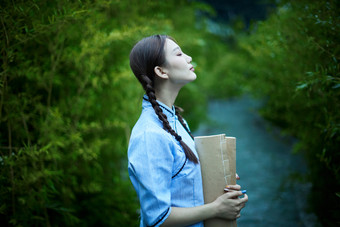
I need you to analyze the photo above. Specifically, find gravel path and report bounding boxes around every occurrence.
[193,97,320,227]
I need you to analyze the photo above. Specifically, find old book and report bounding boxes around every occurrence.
[195,134,237,227]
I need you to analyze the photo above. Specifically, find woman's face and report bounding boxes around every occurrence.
[162,38,196,85]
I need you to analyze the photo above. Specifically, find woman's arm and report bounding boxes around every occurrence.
[161,190,248,227]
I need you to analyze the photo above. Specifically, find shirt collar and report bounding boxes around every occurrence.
[142,94,176,118]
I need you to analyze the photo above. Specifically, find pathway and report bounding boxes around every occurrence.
[193,96,320,227]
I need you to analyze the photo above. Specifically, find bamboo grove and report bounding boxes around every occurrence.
[1,0,339,226]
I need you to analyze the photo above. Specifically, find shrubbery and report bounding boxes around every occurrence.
[205,0,340,225]
[1,0,338,225]
[0,0,219,225]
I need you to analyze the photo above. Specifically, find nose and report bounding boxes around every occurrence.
[185,54,192,63]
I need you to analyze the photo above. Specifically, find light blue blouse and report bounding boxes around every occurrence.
[128,95,204,227]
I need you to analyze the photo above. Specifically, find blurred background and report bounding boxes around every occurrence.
[0,0,339,226]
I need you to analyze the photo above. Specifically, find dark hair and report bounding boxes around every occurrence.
[129,35,198,164]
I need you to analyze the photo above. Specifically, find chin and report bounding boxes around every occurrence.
[191,73,197,81]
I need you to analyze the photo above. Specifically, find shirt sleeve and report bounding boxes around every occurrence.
[128,130,174,227]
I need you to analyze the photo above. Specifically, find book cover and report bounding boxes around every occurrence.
[195,134,237,227]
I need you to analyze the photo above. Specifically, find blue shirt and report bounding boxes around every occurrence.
[128,95,204,227]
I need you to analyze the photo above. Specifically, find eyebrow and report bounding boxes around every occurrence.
[172,46,181,52]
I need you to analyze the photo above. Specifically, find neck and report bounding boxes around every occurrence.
[154,83,182,109]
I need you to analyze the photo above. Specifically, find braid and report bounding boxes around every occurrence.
[175,106,194,140]
[129,35,198,164]
[141,75,198,164]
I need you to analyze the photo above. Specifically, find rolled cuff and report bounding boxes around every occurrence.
[146,207,171,227]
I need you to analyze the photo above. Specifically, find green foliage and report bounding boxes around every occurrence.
[205,0,340,225]
[6,0,338,225]
[0,0,231,225]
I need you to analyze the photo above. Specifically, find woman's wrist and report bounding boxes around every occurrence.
[203,201,218,220]
[211,195,228,219]
[161,203,217,226]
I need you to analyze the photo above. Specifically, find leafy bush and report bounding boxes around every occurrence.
[205,0,340,225]
[0,0,224,225]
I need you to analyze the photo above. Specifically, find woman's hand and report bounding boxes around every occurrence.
[212,185,248,220]
[224,184,241,192]
[161,184,248,226]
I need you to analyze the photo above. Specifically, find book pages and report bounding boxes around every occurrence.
[195,134,237,227]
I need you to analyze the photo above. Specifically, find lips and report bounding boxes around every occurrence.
[190,66,195,71]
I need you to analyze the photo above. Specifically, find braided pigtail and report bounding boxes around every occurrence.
[141,75,198,164]
[175,106,194,140]
[129,35,198,164]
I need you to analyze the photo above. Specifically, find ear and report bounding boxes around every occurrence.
[154,66,169,79]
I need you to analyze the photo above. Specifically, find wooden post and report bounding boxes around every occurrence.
[195,134,237,227]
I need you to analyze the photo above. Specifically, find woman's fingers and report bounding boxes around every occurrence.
[225,190,243,199]
[224,184,241,191]
[215,190,248,220]
[240,193,248,203]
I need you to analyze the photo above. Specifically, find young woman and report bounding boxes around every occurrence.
[128,35,248,227]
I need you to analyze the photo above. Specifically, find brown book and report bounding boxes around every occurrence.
[195,134,237,227]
